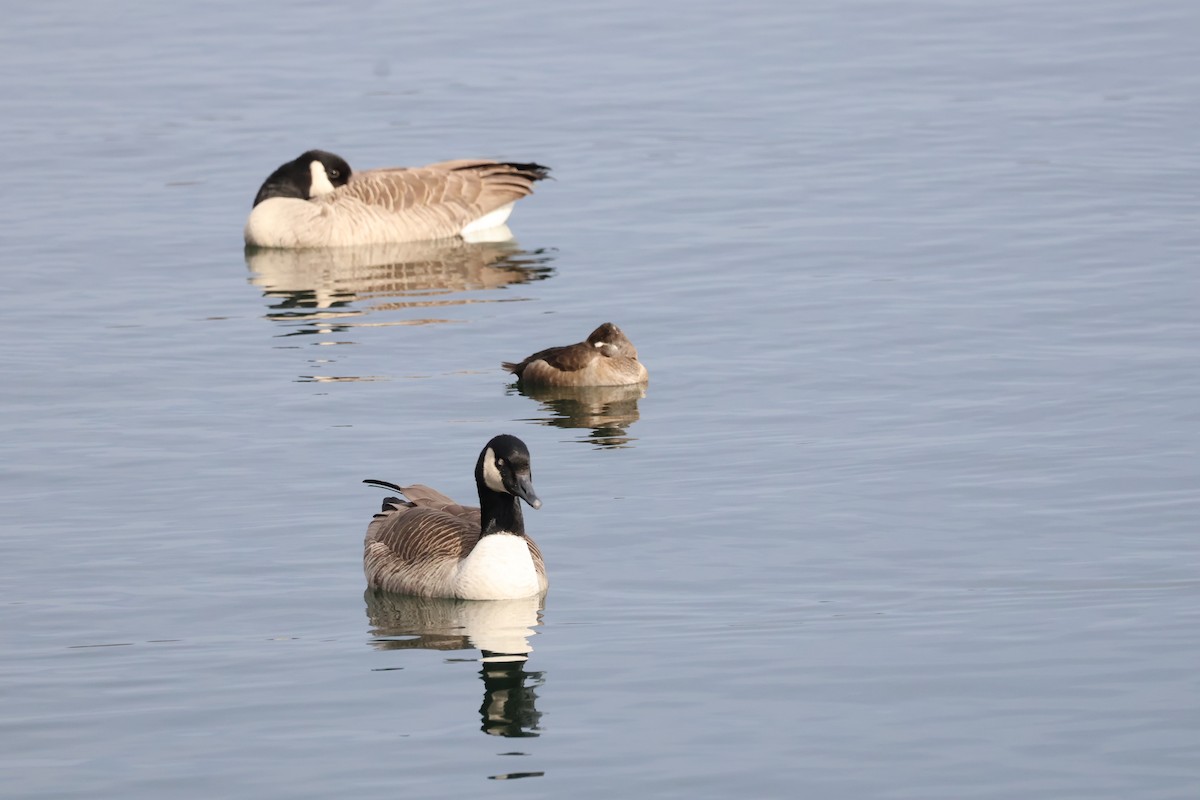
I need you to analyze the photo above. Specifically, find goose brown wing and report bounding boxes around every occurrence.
[395,483,462,510]
[366,504,480,565]
[396,483,483,528]
[341,161,548,221]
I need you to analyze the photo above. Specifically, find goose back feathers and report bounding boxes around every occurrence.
[363,435,547,600]
[247,150,550,248]
[503,322,649,387]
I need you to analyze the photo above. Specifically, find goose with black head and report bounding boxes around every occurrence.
[246,150,550,248]
[363,435,547,600]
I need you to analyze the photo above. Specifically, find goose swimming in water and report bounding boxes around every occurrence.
[503,322,649,387]
[363,434,547,600]
[246,150,550,248]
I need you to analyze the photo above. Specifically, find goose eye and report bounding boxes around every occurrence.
[328,168,340,179]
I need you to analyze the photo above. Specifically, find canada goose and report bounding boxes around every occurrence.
[363,434,547,600]
[503,322,649,387]
[246,150,550,248]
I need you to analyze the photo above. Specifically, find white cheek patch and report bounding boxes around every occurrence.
[308,160,336,197]
[481,447,507,493]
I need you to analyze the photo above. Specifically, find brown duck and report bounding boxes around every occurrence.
[502,322,649,387]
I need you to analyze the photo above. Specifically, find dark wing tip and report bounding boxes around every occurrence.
[364,478,406,494]
[451,161,551,182]
[509,162,552,181]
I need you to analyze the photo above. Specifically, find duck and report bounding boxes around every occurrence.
[245,150,550,248]
[362,434,547,600]
[502,322,649,387]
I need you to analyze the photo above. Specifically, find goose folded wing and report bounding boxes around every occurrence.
[341,162,542,219]
[367,506,479,564]
[396,484,482,527]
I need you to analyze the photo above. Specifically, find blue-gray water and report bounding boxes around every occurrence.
[3,1,1198,797]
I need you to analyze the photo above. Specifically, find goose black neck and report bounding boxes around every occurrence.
[253,161,308,207]
[478,483,526,537]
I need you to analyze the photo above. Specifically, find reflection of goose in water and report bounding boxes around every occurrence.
[245,239,554,335]
[512,382,646,449]
[365,590,545,737]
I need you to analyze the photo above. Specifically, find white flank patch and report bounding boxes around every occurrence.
[481,447,507,493]
[460,202,515,235]
[454,534,540,600]
[308,160,336,197]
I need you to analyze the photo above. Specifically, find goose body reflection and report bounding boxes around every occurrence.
[246,239,554,339]
[366,591,543,659]
[366,591,545,737]
[363,435,548,600]
[246,150,549,247]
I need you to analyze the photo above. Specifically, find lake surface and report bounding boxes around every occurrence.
[3,1,1199,797]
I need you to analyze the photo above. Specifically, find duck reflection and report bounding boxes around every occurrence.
[511,382,646,449]
[245,237,554,336]
[364,590,545,737]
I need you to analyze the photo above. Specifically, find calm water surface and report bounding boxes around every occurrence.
[2,1,1198,798]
